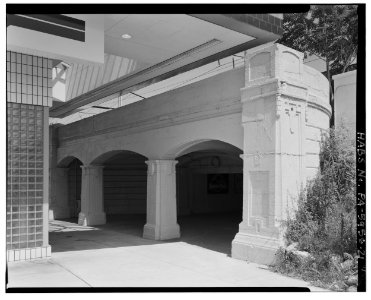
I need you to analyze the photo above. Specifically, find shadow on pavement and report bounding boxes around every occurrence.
[49,213,241,255]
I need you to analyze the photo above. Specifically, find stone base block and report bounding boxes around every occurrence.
[49,209,55,221]
[49,207,71,220]
[7,245,52,262]
[231,232,281,265]
[143,223,180,240]
[78,212,106,226]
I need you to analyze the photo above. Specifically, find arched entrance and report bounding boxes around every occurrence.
[175,140,243,254]
[49,156,88,252]
[90,150,148,236]
[50,156,83,222]
[49,151,149,253]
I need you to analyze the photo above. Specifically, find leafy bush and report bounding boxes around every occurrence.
[285,124,356,256]
[273,247,358,291]
[272,124,357,291]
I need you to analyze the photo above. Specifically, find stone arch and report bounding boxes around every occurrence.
[177,151,243,166]
[174,138,244,253]
[166,138,243,159]
[86,149,149,223]
[57,155,84,167]
[89,149,148,166]
[51,155,84,220]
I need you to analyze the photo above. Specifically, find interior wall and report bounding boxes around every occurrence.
[176,152,243,216]
[103,153,147,215]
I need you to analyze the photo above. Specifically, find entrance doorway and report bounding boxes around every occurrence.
[176,141,243,254]
[101,151,147,237]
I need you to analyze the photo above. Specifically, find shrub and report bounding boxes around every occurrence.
[273,246,358,291]
[284,124,356,257]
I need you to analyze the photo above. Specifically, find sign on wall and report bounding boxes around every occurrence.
[207,174,229,194]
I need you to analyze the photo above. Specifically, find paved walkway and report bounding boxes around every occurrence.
[7,216,328,290]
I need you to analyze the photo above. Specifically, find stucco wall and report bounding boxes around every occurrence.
[333,70,356,133]
[56,66,245,164]
[304,70,332,180]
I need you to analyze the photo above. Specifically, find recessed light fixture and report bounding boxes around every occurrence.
[121,34,132,39]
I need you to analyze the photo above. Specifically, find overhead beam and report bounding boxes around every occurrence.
[7,14,85,42]
[50,14,281,118]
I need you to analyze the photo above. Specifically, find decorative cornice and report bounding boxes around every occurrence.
[240,152,304,157]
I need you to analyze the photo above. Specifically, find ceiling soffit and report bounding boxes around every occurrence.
[50,14,281,118]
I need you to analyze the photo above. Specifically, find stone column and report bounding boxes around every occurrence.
[49,167,70,220]
[78,165,106,226]
[143,160,180,240]
[232,43,327,264]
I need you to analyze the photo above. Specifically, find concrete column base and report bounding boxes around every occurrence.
[7,245,51,262]
[143,223,180,240]
[78,212,106,226]
[231,232,281,265]
[49,209,55,221]
[49,206,71,220]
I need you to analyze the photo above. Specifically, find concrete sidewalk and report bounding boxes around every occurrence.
[7,242,327,289]
[7,219,328,290]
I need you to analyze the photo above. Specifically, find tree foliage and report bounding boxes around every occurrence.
[278,5,358,76]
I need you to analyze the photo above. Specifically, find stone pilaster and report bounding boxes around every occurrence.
[143,160,180,240]
[232,43,314,264]
[78,165,106,226]
[49,167,70,220]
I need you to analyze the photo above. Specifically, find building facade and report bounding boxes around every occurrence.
[7,12,330,265]
[50,43,330,264]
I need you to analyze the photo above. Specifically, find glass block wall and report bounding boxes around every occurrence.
[7,104,44,250]
[6,52,52,106]
[6,51,52,259]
